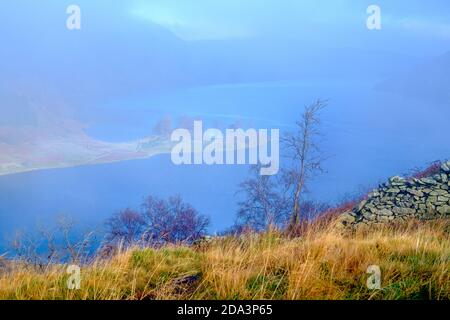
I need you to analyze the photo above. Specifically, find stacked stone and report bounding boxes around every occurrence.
[340,161,450,227]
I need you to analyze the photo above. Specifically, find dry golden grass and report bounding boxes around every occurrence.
[0,219,448,300]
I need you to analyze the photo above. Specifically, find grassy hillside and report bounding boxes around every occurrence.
[0,219,448,300]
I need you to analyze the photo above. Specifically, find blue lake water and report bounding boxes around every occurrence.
[0,79,448,251]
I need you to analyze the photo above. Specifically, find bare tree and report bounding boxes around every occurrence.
[153,116,173,136]
[10,230,42,266]
[56,215,96,264]
[282,99,328,229]
[142,195,209,245]
[236,165,290,231]
[105,208,146,247]
[235,168,329,231]
[9,215,96,266]
[36,224,58,263]
[103,195,210,247]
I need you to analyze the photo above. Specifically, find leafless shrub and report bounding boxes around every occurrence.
[105,208,146,247]
[142,195,210,246]
[8,214,96,266]
[235,165,290,232]
[406,160,443,179]
[104,195,210,248]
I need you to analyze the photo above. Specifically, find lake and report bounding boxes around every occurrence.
[0,79,448,251]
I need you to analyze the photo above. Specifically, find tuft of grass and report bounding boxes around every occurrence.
[0,219,448,300]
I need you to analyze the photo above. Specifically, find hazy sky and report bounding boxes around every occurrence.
[130,0,450,43]
[1,1,449,107]
[0,0,449,132]
[2,1,450,46]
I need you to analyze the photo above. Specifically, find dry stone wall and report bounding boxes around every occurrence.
[339,161,450,227]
